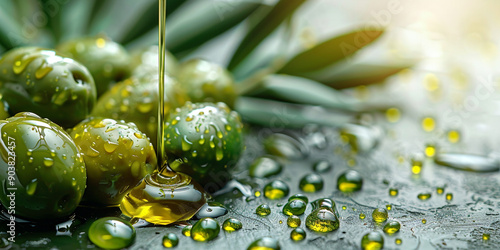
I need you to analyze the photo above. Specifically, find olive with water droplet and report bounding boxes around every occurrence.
[191,217,220,242]
[129,45,178,80]
[223,218,242,232]
[88,217,136,249]
[57,35,131,96]
[0,112,86,221]
[69,117,156,205]
[247,237,280,250]
[248,156,282,178]
[0,47,96,127]
[164,102,244,191]
[264,180,289,200]
[177,59,237,108]
[91,75,188,148]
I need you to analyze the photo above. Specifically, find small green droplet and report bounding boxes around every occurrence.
[223,218,242,232]
[372,208,388,223]
[191,218,220,242]
[290,228,306,241]
[264,180,289,200]
[162,233,178,248]
[337,170,363,192]
[256,204,271,216]
[361,232,384,250]
[181,225,192,237]
[88,217,136,249]
[247,237,280,250]
[383,221,401,234]
[282,199,307,216]
[299,173,324,193]
[287,215,301,228]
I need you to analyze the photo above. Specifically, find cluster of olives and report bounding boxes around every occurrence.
[0,35,244,221]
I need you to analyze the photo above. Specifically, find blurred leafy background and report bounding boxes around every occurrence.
[0,0,421,128]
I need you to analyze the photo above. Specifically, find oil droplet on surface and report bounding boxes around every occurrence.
[360,213,366,219]
[43,157,54,167]
[447,130,460,143]
[312,160,331,173]
[283,199,307,216]
[418,193,431,201]
[223,218,242,232]
[411,156,423,174]
[290,228,306,241]
[385,108,401,123]
[425,143,436,157]
[182,225,192,237]
[88,217,136,250]
[96,38,106,48]
[337,170,363,192]
[263,133,309,159]
[299,173,323,193]
[389,188,398,197]
[191,218,220,242]
[434,153,499,172]
[483,233,490,241]
[306,201,340,232]
[287,215,301,228]
[162,233,179,248]
[247,237,280,250]
[35,65,53,79]
[119,166,207,225]
[104,141,119,153]
[256,204,271,216]
[289,194,308,203]
[386,205,392,211]
[361,232,384,250]
[254,191,261,197]
[422,117,436,132]
[446,193,453,201]
[264,180,289,200]
[195,202,228,219]
[26,179,37,195]
[436,187,445,194]
[383,221,401,234]
[342,206,347,210]
[424,73,440,92]
[422,219,427,224]
[248,156,282,178]
[395,238,402,245]
[372,208,388,223]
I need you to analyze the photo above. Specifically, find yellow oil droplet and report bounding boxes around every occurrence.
[93,121,106,128]
[209,141,215,149]
[279,220,283,224]
[422,117,435,132]
[447,130,460,143]
[28,157,34,163]
[359,213,366,219]
[27,149,33,156]
[96,38,106,48]
[192,151,197,157]
[104,142,119,153]
[385,108,401,123]
[395,238,402,245]
[134,133,143,139]
[121,88,131,98]
[483,233,490,241]
[181,139,192,151]
[411,158,423,175]
[13,57,36,74]
[137,102,153,113]
[217,131,223,139]
[120,138,134,149]
[418,193,431,200]
[425,144,436,157]
[35,65,53,79]
[446,193,453,201]
[26,179,37,195]
[43,158,54,167]
[105,127,116,132]
[120,104,129,112]
[386,205,392,211]
[216,148,224,161]
[171,118,179,125]
[436,187,444,195]
[198,138,205,145]
[422,219,427,224]
[389,188,398,197]
[185,116,193,122]
[204,128,209,134]
[424,74,440,92]
[255,191,261,197]
[225,124,232,131]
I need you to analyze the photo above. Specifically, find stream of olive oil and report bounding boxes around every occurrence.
[158,0,167,168]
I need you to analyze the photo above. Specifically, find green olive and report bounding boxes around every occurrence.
[164,102,244,191]
[0,112,86,221]
[57,36,131,97]
[0,47,97,127]
[177,59,237,108]
[91,75,189,149]
[129,45,178,80]
[69,117,156,205]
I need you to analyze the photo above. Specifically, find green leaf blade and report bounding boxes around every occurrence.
[227,0,306,71]
[278,29,384,75]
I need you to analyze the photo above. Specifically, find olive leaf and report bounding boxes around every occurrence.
[166,0,261,55]
[244,74,362,111]
[235,96,352,128]
[278,29,384,75]
[227,0,306,71]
